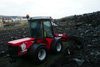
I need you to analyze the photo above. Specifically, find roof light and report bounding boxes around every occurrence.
[26,14,29,19]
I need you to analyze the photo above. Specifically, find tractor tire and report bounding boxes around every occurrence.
[51,41,63,54]
[29,46,47,64]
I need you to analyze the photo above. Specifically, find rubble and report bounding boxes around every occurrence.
[51,11,100,67]
[73,58,85,66]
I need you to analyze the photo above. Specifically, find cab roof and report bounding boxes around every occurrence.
[28,16,52,20]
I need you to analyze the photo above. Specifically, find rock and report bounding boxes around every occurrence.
[85,30,90,33]
[1,51,5,54]
[73,58,85,66]
[87,44,93,47]
[92,34,98,37]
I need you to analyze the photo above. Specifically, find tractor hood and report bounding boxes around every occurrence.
[8,37,35,46]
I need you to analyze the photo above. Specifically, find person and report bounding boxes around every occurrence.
[35,22,43,38]
[3,20,5,24]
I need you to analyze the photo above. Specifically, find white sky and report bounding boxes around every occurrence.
[0,0,100,19]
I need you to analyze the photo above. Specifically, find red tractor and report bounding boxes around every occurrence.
[8,16,69,63]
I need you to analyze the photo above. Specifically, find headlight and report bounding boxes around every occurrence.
[21,43,26,51]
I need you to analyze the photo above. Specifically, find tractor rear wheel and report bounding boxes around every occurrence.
[56,42,62,52]
[51,41,63,54]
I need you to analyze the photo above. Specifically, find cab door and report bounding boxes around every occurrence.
[43,20,54,38]
[43,20,54,49]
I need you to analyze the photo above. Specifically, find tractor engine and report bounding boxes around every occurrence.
[8,37,34,57]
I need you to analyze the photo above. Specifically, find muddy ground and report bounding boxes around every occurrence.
[0,42,69,67]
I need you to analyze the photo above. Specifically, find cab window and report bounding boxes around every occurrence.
[29,20,43,38]
[43,20,54,38]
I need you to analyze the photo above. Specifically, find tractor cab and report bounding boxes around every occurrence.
[28,17,54,39]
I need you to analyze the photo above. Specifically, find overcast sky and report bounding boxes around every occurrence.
[0,0,100,18]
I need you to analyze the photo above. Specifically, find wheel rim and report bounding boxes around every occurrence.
[56,43,62,52]
[38,49,46,61]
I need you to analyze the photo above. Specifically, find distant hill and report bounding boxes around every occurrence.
[0,15,24,18]
[54,11,100,26]
[0,15,5,17]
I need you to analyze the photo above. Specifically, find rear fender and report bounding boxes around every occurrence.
[55,34,69,41]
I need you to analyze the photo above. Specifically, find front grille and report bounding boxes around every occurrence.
[8,44,19,57]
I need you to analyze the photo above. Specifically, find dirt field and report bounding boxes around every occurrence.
[0,42,69,67]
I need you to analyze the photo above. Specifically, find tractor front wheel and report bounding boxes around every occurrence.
[38,48,46,61]
[29,46,47,63]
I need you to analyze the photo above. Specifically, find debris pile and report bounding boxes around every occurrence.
[51,11,100,67]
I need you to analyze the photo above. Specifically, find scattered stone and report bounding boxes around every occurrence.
[1,51,5,54]
[73,58,85,66]
[85,30,90,33]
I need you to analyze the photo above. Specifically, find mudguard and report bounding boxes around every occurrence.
[55,34,69,42]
